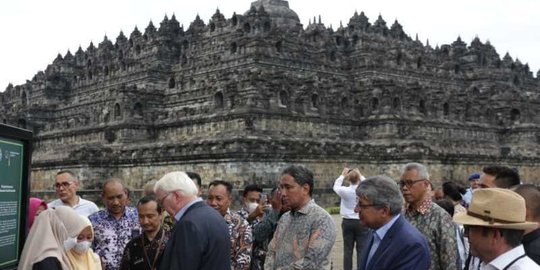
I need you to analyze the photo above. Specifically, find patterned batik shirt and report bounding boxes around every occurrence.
[225,210,253,270]
[89,207,141,270]
[405,198,461,270]
[119,227,171,270]
[161,212,175,232]
[264,200,337,270]
[237,207,268,270]
[237,207,263,228]
[251,209,284,270]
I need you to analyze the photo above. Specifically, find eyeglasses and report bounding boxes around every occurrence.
[157,192,172,206]
[355,203,383,210]
[54,182,72,189]
[398,179,426,188]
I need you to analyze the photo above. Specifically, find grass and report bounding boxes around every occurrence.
[325,206,340,215]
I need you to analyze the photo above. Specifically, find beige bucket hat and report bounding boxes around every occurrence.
[453,188,538,230]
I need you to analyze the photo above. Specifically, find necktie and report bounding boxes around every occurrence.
[365,233,380,268]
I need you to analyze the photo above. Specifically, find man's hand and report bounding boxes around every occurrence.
[248,201,266,222]
[270,190,283,212]
[341,167,351,177]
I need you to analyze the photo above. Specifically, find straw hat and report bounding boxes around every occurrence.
[453,188,538,230]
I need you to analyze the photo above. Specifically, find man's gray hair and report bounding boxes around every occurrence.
[356,175,404,216]
[56,170,78,181]
[402,162,430,180]
[143,179,158,196]
[154,171,198,197]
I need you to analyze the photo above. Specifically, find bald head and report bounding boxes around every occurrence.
[102,178,126,194]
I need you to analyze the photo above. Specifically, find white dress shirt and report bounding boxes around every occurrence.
[481,245,540,270]
[333,175,365,219]
[463,188,473,204]
[48,196,99,217]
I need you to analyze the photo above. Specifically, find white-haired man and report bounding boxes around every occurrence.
[154,171,231,270]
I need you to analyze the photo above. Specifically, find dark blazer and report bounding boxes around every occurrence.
[358,215,430,270]
[158,201,231,270]
[523,227,540,265]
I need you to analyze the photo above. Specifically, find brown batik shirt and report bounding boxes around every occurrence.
[224,209,253,270]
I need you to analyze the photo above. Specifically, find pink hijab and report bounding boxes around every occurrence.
[28,197,48,230]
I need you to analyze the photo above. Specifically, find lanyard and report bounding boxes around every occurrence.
[502,254,526,270]
[141,229,165,270]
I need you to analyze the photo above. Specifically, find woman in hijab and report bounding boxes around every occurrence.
[27,197,48,231]
[18,205,102,270]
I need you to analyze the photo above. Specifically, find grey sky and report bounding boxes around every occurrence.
[1,0,539,91]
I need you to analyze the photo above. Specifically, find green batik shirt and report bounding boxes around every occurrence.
[405,198,461,270]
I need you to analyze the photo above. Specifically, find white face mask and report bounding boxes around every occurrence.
[247,202,259,214]
[73,241,92,254]
[64,237,92,254]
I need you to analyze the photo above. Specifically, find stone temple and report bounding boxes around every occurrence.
[1,0,539,201]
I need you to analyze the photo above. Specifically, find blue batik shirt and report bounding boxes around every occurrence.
[89,206,141,270]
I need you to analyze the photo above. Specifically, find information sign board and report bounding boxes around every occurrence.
[0,124,32,270]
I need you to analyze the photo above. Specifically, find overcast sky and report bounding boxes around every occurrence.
[1,0,539,92]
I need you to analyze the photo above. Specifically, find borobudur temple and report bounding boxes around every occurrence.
[1,0,539,201]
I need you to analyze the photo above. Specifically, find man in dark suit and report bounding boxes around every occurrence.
[154,171,231,270]
[513,184,540,264]
[356,175,430,270]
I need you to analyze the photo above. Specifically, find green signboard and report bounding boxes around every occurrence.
[0,124,31,270]
[0,137,24,267]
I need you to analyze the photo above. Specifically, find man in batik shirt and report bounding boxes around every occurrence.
[237,184,266,227]
[120,195,170,270]
[265,165,336,270]
[207,180,252,270]
[252,187,290,270]
[400,162,460,270]
[90,178,141,270]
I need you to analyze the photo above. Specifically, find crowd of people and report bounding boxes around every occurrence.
[19,163,540,270]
